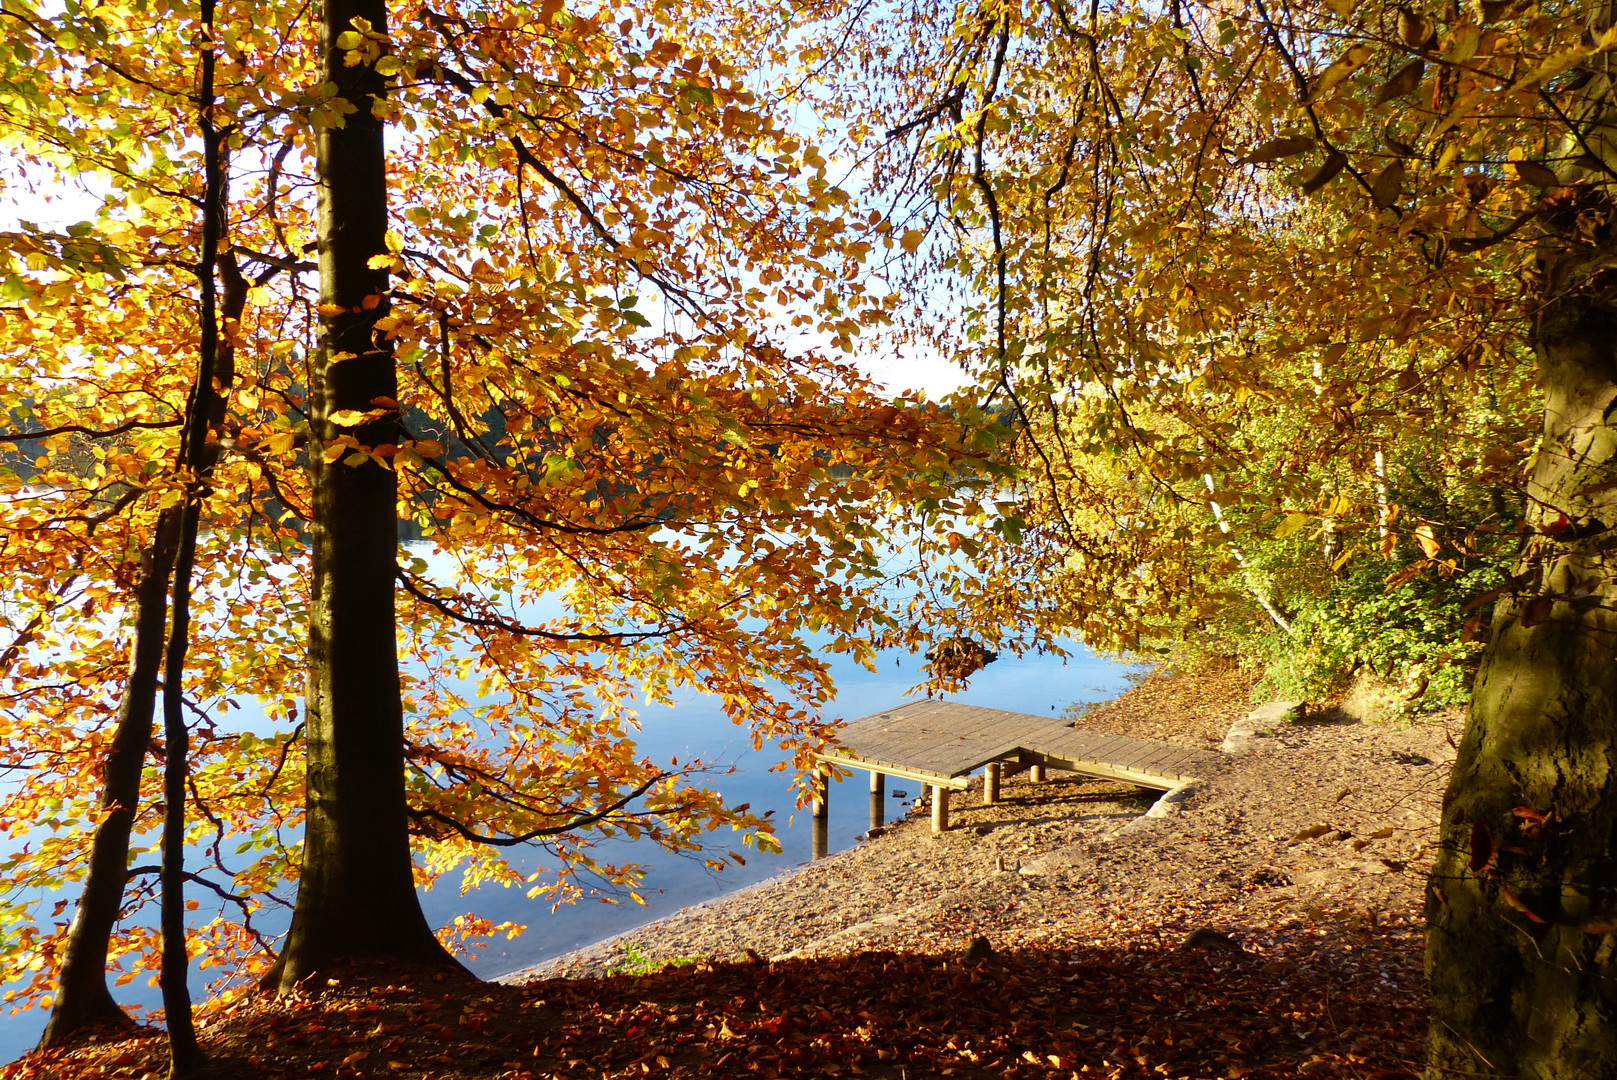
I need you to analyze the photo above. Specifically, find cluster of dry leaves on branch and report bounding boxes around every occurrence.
[5,670,1452,1079]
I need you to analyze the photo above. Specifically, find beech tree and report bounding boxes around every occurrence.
[264,0,457,989]
[0,0,1053,1036]
[815,0,1617,1072]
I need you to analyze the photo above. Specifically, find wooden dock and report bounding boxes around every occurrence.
[808,699,1223,852]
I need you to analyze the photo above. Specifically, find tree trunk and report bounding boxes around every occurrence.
[152,24,235,1070]
[267,0,458,988]
[1424,192,1617,1075]
[37,511,179,1048]
[39,166,254,1060]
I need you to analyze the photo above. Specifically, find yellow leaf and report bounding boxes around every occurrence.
[1274,512,1313,539]
[342,1050,371,1066]
[1241,135,1314,164]
[374,55,401,77]
[1310,43,1373,101]
[1301,151,1347,195]
[367,254,393,269]
[1415,523,1441,558]
[900,229,925,254]
[1372,158,1404,209]
[317,303,346,317]
[329,409,369,426]
[1512,45,1592,90]
[1398,9,1434,47]
[1374,59,1425,104]
[384,229,404,254]
[1511,160,1561,188]
[1444,25,1481,63]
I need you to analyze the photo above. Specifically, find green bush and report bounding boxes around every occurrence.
[1254,553,1511,711]
[607,941,697,976]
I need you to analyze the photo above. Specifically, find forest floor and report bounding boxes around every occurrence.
[5,667,1459,1080]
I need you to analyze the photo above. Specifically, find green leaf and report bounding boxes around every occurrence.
[679,82,715,106]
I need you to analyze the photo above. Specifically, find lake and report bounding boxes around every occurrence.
[0,621,1137,1063]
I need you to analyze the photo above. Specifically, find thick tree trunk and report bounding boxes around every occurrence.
[1424,202,1617,1075]
[37,511,180,1048]
[267,0,457,989]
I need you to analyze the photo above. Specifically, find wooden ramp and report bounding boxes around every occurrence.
[806,699,1223,851]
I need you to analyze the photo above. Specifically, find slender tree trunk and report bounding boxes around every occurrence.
[37,511,179,1048]
[151,16,234,1070]
[40,18,254,1048]
[267,0,458,988]
[1423,195,1617,1074]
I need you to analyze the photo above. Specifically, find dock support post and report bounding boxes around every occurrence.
[983,762,1001,805]
[931,784,950,833]
[869,770,885,832]
[1030,763,1046,783]
[812,767,829,860]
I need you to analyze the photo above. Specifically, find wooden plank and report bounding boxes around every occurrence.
[814,752,970,790]
[832,700,1221,795]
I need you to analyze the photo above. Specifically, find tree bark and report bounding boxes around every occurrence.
[37,511,179,1048]
[152,19,235,1069]
[267,0,458,989]
[1424,187,1617,1075]
[39,177,253,1062]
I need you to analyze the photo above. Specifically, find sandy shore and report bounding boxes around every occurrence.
[504,668,1455,984]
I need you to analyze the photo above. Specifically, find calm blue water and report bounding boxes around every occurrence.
[0,627,1136,1063]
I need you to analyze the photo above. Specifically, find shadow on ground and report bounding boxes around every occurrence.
[4,928,1425,1080]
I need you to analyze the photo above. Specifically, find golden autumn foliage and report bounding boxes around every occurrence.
[0,0,1059,1019]
[804,0,1599,677]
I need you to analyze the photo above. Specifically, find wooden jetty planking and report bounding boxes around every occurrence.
[818,699,1224,797]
